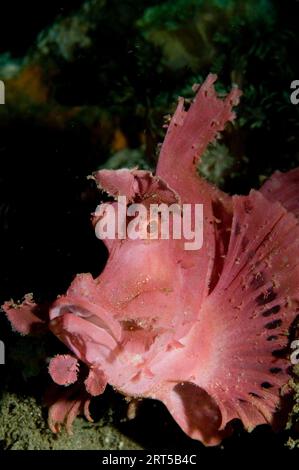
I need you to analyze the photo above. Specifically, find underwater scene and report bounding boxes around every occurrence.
[0,0,299,460]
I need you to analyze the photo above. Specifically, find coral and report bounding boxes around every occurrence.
[102,148,152,172]
[0,391,141,450]
[3,75,299,446]
[198,142,237,187]
[286,365,299,449]
[138,0,274,71]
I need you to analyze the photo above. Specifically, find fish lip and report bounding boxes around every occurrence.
[49,312,119,359]
[49,295,122,343]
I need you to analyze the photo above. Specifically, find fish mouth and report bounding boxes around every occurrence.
[49,295,122,342]
[49,295,123,363]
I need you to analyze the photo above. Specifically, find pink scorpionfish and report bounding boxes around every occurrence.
[3,74,299,446]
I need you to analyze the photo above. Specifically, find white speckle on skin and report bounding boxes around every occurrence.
[131,354,143,366]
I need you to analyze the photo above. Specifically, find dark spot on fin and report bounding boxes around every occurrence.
[265,319,282,330]
[261,382,273,389]
[270,367,282,374]
[262,305,281,317]
[256,287,277,306]
[272,348,286,358]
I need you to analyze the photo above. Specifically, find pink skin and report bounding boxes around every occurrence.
[3,74,299,445]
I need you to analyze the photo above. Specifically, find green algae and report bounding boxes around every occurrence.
[0,391,141,450]
[286,365,299,449]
